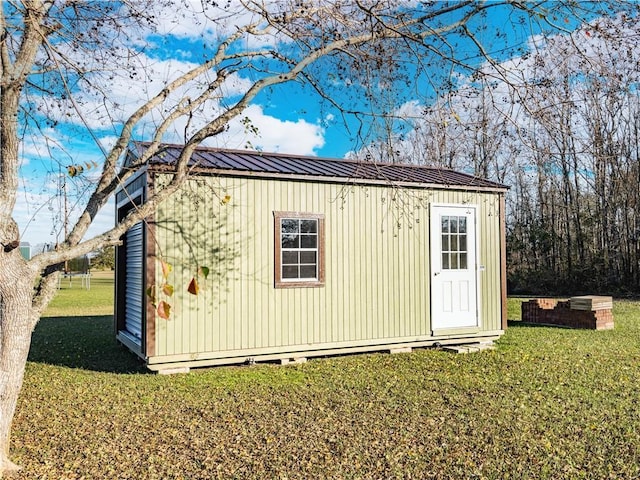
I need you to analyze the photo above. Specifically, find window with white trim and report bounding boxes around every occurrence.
[274,212,325,288]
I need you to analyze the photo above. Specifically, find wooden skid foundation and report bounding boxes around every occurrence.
[149,335,502,373]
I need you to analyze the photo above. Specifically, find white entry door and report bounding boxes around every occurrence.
[430,205,478,330]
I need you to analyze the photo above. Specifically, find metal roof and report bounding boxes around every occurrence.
[129,142,508,191]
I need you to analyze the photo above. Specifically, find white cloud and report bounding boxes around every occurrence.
[209,104,325,155]
[16,102,326,245]
[33,46,262,149]
[147,0,281,49]
[15,3,335,244]
[394,100,423,120]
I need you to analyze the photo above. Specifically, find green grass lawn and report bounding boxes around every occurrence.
[44,270,115,317]
[12,281,640,479]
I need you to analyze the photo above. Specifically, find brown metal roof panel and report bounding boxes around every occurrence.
[275,157,310,174]
[310,159,357,177]
[349,162,377,178]
[424,169,461,185]
[361,163,400,181]
[294,158,340,176]
[454,173,502,188]
[190,150,220,168]
[266,156,309,175]
[380,165,410,182]
[412,167,444,183]
[256,154,295,173]
[151,146,178,166]
[292,157,344,176]
[430,171,471,185]
[334,161,363,177]
[254,155,355,178]
[215,151,261,170]
[370,165,494,188]
[229,152,287,173]
[161,145,201,167]
[248,153,285,171]
[196,150,268,172]
[133,142,507,190]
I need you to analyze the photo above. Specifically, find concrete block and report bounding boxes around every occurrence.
[157,366,190,375]
[389,347,412,354]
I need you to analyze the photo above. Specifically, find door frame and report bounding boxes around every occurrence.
[430,203,480,334]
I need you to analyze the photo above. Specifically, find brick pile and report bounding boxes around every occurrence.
[521,296,614,330]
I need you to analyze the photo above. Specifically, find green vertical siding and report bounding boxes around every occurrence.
[151,175,503,359]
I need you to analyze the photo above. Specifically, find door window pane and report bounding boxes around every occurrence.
[441,215,470,270]
[442,217,450,233]
[459,235,467,251]
[442,253,449,269]
[459,253,468,269]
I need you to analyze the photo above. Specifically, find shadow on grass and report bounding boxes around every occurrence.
[506,319,550,328]
[507,319,527,327]
[29,315,148,374]
[507,319,572,329]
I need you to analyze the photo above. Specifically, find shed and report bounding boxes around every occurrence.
[115,142,509,372]
[19,242,31,261]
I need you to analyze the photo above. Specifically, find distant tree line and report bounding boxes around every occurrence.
[502,18,640,295]
[358,15,640,295]
[91,246,115,270]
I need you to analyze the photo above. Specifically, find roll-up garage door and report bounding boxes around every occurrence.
[124,221,144,342]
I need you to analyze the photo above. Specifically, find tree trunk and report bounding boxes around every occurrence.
[0,250,40,475]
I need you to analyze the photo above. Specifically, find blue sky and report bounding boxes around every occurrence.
[14,1,604,246]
